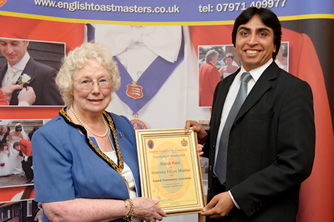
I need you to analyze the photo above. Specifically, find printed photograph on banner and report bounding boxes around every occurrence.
[199,44,240,107]
[275,42,289,72]
[0,38,65,106]
[0,199,42,221]
[198,43,289,107]
[0,119,48,188]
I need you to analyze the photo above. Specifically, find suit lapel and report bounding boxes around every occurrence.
[235,62,278,122]
[0,64,8,87]
[19,58,36,84]
[9,58,36,105]
[211,72,237,138]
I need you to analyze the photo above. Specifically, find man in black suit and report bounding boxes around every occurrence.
[186,7,315,222]
[0,39,63,105]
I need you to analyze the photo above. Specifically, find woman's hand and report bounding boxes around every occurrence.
[132,197,167,222]
[18,86,36,105]
[197,144,204,156]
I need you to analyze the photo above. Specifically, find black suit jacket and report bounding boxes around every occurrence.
[204,62,315,222]
[0,58,63,105]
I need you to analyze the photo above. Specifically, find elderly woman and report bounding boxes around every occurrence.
[32,43,166,222]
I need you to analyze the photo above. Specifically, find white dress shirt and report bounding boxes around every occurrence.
[2,52,30,86]
[2,52,31,106]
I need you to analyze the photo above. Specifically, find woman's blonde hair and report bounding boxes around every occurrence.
[56,42,120,106]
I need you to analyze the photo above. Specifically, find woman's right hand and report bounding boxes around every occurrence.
[132,197,167,222]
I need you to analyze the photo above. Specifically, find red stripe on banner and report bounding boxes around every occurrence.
[189,25,234,55]
[0,15,84,53]
[0,185,34,203]
[0,107,61,119]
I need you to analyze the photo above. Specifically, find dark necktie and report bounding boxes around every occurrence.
[214,72,252,184]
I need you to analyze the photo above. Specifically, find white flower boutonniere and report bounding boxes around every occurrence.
[18,74,31,87]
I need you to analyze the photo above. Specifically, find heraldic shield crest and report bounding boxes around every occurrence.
[126,81,143,99]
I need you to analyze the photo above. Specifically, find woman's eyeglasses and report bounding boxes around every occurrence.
[75,78,111,90]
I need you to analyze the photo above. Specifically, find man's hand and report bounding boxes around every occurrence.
[185,120,208,144]
[18,86,36,105]
[2,80,23,102]
[201,192,234,219]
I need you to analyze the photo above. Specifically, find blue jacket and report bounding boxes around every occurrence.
[32,108,140,222]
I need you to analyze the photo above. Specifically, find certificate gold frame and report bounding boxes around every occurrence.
[136,128,205,216]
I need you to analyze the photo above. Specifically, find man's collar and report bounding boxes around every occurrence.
[240,58,273,82]
[8,52,30,71]
[209,61,216,66]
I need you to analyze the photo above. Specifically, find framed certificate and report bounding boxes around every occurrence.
[136,128,205,216]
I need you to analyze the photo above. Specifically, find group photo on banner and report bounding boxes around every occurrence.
[0,0,333,222]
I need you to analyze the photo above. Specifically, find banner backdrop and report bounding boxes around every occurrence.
[0,0,333,221]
